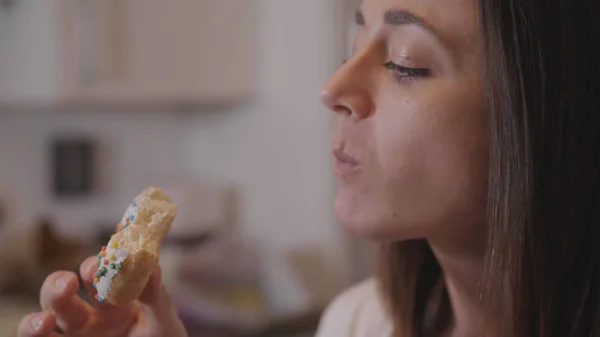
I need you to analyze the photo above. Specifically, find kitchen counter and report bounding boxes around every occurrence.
[0,296,320,337]
[0,297,40,337]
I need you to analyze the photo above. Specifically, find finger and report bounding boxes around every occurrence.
[138,264,176,316]
[17,312,61,337]
[39,271,91,332]
[139,265,187,334]
[138,265,166,307]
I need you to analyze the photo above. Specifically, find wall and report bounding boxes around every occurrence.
[0,0,353,314]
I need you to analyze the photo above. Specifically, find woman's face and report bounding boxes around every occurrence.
[322,0,487,241]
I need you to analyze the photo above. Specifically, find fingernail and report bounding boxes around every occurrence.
[54,274,69,290]
[30,313,44,330]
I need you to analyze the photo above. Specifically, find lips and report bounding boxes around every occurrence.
[333,148,361,175]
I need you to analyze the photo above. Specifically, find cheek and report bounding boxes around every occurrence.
[370,85,487,236]
[372,100,441,224]
[375,98,424,179]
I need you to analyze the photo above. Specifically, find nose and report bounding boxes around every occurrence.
[320,56,374,120]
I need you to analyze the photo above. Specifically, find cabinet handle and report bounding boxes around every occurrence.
[74,0,126,88]
[74,0,96,88]
[104,0,126,82]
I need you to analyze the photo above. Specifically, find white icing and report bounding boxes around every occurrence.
[122,203,138,224]
[96,244,129,301]
[115,247,129,259]
[95,201,137,302]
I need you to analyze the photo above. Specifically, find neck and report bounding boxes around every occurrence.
[428,230,490,337]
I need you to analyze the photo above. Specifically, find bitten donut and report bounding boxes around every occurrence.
[93,187,177,305]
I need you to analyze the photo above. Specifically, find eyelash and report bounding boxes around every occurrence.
[383,61,430,82]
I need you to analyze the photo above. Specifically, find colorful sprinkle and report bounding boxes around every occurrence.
[112,241,118,248]
[111,263,117,269]
[94,278,99,283]
[101,246,107,251]
[132,201,136,207]
[100,251,106,257]
[110,253,115,261]
[129,214,135,221]
[98,297,105,303]
[125,217,131,224]
[98,267,107,277]
[103,259,109,265]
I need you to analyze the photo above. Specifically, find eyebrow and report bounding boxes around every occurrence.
[356,8,446,46]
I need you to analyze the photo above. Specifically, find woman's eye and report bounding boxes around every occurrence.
[384,61,430,82]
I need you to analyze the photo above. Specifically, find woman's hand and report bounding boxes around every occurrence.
[17,256,188,337]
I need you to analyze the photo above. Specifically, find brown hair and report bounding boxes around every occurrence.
[377,0,600,336]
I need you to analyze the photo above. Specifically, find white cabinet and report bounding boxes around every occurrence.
[0,0,258,107]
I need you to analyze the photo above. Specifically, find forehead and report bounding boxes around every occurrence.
[359,0,480,49]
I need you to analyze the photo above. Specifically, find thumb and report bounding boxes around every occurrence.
[137,265,188,336]
[138,264,174,314]
[137,264,186,333]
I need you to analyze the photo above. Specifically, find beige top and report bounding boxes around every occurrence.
[315,278,394,337]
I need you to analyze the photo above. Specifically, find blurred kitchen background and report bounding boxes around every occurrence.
[0,0,373,336]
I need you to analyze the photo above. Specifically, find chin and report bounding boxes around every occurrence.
[335,192,393,240]
[334,190,425,242]
[335,215,380,240]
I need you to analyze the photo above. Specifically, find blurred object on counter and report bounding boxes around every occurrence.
[178,239,324,337]
[162,182,239,238]
[94,181,239,244]
[0,196,6,256]
[88,180,323,336]
[0,216,95,300]
[1,0,16,10]
[184,307,321,337]
[0,298,41,337]
[151,181,264,329]
[0,196,5,230]
[170,236,265,331]
[287,248,344,309]
[0,194,15,236]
